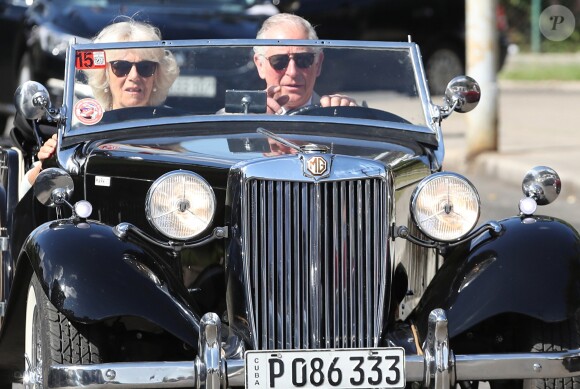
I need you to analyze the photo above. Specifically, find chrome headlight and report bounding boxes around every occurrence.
[146,171,216,240]
[411,173,480,242]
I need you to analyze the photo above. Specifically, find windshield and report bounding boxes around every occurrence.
[66,40,431,133]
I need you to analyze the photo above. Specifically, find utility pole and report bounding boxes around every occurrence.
[531,0,542,52]
[465,0,499,160]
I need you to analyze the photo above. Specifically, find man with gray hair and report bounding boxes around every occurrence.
[253,13,356,115]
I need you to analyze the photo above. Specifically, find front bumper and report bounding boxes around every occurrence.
[40,310,580,388]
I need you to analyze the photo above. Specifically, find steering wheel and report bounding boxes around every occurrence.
[98,105,179,124]
[286,104,322,116]
[286,105,411,124]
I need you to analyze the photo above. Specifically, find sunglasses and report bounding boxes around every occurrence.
[263,53,316,71]
[109,60,158,78]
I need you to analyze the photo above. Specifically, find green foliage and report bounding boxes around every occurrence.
[499,63,580,81]
[500,0,580,53]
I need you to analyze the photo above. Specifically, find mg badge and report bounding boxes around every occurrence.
[307,156,327,176]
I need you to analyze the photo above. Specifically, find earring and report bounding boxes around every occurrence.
[104,88,109,93]
[153,87,158,92]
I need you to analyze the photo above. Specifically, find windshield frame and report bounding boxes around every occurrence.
[63,39,437,139]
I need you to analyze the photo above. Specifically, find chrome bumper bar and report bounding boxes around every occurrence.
[44,310,580,389]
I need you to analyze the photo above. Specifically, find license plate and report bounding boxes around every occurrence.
[169,76,217,97]
[245,348,405,389]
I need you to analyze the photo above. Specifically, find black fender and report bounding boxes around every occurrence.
[20,219,202,349]
[414,216,580,338]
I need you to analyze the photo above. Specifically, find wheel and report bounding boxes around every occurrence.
[521,318,580,389]
[24,277,102,388]
[424,47,464,96]
[490,318,580,389]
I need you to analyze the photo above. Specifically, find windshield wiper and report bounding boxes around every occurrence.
[257,127,301,152]
[257,127,330,154]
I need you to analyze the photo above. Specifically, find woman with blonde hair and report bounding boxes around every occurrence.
[86,18,180,110]
[23,19,179,190]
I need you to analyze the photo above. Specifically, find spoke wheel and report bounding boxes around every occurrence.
[490,317,580,389]
[24,277,44,389]
[522,318,580,389]
[24,277,102,388]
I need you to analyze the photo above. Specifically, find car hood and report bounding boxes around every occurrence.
[44,2,271,39]
[83,128,427,182]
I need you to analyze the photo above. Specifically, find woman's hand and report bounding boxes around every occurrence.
[27,134,57,185]
[37,134,57,162]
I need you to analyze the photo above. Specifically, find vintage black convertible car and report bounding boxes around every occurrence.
[0,38,578,389]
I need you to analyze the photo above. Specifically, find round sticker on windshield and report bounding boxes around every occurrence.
[74,98,104,125]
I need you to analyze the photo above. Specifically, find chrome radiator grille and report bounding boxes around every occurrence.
[241,176,389,350]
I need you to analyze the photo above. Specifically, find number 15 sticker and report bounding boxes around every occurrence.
[76,51,106,69]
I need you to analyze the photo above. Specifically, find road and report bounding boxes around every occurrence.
[465,171,580,232]
[440,79,580,232]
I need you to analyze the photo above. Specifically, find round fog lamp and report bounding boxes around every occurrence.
[519,197,537,216]
[74,200,93,218]
[146,171,216,240]
[411,173,480,242]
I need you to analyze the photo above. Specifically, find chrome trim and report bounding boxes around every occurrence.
[424,309,455,389]
[48,362,197,388]
[45,350,580,389]
[46,309,580,388]
[410,172,481,242]
[197,313,224,389]
[65,40,436,139]
[0,234,8,252]
[410,43,444,171]
[63,112,437,139]
[71,39,422,52]
[522,166,561,205]
[233,155,391,350]
[395,220,503,249]
[145,170,216,240]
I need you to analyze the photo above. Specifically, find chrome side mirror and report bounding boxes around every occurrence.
[14,81,52,120]
[522,166,561,206]
[444,76,481,113]
[34,167,93,219]
[34,168,74,207]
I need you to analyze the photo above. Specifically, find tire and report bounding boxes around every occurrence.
[24,277,102,388]
[521,318,580,389]
[424,47,464,96]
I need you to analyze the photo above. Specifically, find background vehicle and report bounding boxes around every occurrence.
[0,39,578,389]
[275,0,510,95]
[0,0,277,134]
[0,0,29,132]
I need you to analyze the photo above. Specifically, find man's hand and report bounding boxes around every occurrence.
[265,87,357,114]
[320,94,357,107]
[265,85,290,114]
